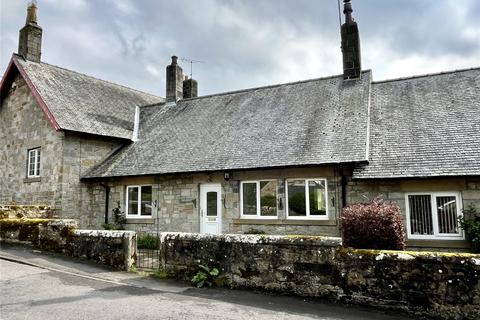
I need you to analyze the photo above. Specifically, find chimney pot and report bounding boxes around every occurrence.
[26,1,38,24]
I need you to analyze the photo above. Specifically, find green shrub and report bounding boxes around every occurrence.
[459,205,480,253]
[103,202,126,230]
[191,265,220,288]
[341,200,406,250]
[137,234,160,250]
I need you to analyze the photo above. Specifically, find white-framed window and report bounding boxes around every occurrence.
[286,178,328,220]
[405,192,464,240]
[27,147,41,178]
[126,185,153,218]
[240,180,278,218]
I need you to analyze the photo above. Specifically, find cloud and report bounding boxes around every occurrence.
[1,0,479,96]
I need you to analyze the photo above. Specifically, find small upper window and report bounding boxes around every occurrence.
[126,185,153,217]
[286,179,328,219]
[406,192,463,240]
[27,148,41,178]
[240,180,277,218]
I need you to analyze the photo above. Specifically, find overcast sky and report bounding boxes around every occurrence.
[1,0,479,97]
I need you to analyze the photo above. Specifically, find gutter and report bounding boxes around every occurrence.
[340,166,347,208]
[100,183,110,225]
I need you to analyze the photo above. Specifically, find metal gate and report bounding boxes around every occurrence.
[136,233,161,270]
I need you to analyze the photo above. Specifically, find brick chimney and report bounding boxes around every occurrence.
[183,76,198,99]
[166,56,184,102]
[18,1,42,62]
[341,0,361,80]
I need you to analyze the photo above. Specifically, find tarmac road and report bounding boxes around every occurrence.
[0,246,414,320]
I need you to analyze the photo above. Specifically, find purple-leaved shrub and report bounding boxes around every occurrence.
[341,200,406,250]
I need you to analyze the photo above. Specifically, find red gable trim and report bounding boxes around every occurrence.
[0,55,61,131]
[0,58,16,100]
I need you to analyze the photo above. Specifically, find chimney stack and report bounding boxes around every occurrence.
[341,0,361,80]
[18,1,42,62]
[166,56,184,102]
[183,76,198,99]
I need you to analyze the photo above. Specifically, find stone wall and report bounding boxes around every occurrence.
[0,204,56,219]
[60,132,122,228]
[0,218,136,270]
[0,75,64,211]
[106,166,342,236]
[71,230,136,270]
[0,218,78,250]
[159,232,480,320]
[347,177,480,249]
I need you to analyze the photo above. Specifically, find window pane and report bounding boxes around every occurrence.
[288,180,306,216]
[260,181,277,216]
[140,186,152,216]
[206,192,218,216]
[127,187,139,215]
[309,180,327,216]
[36,149,41,176]
[242,183,257,215]
[408,195,433,235]
[436,196,458,234]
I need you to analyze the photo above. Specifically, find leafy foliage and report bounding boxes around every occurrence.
[137,234,160,250]
[341,200,406,250]
[459,205,480,253]
[191,265,220,288]
[103,201,126,230]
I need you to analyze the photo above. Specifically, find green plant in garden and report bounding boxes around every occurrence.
[103,202,126,230]
[191,265,220,288]
[459,205,480,253]
[137,234,160,250]
[152,270,169,279]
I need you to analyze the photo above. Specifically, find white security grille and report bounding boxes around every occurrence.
[436,196,459,234]
[408,195,433,235]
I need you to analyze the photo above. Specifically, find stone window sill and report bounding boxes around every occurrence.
[125,218,155,224]
[232,219,337,226]
[23,177,41,183]
[407,239,471,249]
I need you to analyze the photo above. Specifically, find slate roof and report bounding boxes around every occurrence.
[353,67,480,179]
[83,71,372,178]
[13,55,163,139]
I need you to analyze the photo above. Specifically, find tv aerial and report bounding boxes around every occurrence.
[180,58,204,78]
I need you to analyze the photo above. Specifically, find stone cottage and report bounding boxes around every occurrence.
[1,1,479,250]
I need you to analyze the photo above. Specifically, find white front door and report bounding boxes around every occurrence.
[200,184,222,234]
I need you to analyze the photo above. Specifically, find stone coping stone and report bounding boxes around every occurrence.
[74,229,136,238]
[0,218,78,227]
[160,232,342,247]
[46,219,78,227]
[340,247,480,259]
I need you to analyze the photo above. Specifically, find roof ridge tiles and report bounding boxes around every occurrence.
[181,70,372,102]
[372,66,480,85]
